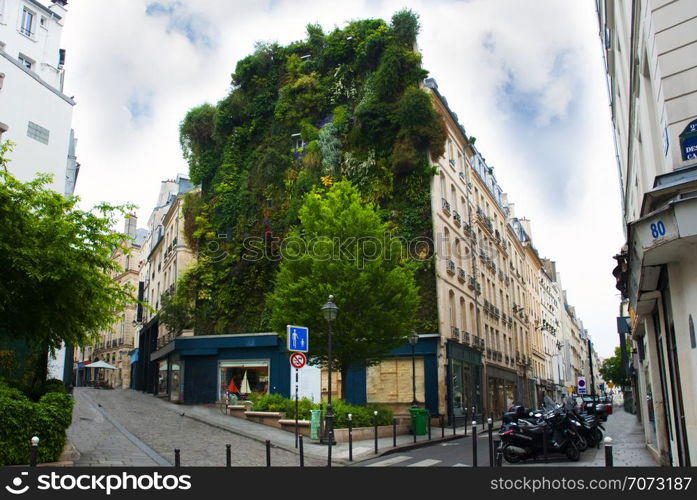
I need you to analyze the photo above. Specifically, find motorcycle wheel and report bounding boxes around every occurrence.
[502,445,523,464]
[574,434,588,452]
[565,442,581,461]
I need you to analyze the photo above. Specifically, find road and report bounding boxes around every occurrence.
[67,387,323,466]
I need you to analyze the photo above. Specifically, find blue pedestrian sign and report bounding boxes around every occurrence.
[578,377,587,395]
[287,325,309,353]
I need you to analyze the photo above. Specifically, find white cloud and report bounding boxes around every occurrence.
[57,0,621,356]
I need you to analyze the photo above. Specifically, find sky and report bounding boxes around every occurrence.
[57,0,623,357]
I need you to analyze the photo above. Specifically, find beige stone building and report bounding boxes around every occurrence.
[75,215,147,388]
[599,0,697,465]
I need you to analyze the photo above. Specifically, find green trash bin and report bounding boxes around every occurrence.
[310,409,321,440]
[409,408,428,435]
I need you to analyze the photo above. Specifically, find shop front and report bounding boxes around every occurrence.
[486,365,517,417]
[149,333,290,404]
[446,341,483,423]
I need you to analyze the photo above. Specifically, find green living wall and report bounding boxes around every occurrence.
[167,10,445,336]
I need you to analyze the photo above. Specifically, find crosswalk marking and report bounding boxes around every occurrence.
[452,463,471,467]
[407,459,442,467]
[366,455,412,467]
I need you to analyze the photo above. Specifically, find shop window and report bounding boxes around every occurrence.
[219,360,269,400]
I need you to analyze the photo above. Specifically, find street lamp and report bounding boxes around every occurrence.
[409,331,419,408]
[321,294,338,464]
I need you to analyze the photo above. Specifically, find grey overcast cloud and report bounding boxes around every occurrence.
[58,0,622,357]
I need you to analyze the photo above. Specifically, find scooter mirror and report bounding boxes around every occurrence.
[534,413,542,418]
[529,412,534,416]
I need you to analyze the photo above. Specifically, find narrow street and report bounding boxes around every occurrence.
[356,406,658,467]
[67,388,323,467]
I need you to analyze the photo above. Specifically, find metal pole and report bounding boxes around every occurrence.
[299,435,304,468]
[452,414,456,436]
[29,437,39,467]
[348,414,353,462]
[326,318,334,467]
[440,414,444,438]
[604,437,613,466]
[393,417,397,447]
[465,407,469,437]
[226,444,231,467]
[588,338,596,397]
[295,368,299,448]
[428,414,432,441]
[174,448,180,467]
[472,421,477,467]
[413,414,417,444]
[488,417,494,467]
[374,411,379,454]
[265,440,271,467]
[494,438,501,466]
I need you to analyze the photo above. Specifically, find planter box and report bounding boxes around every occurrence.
[331,423,411,444]
[244,411,286,428]
[278,419,311,437]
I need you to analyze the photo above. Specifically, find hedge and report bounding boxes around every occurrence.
[0,381,74,465]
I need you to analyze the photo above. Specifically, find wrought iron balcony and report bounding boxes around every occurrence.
[457,267,466,282]
[446,259,456,274]
[450,326,460,340]
[442,198,451,215]
[453,211,461,225]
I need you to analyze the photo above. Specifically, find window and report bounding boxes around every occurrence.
[20,8,34,37]
[18,54,33,70]
[219,360,269,400]
[40,15,47,29]
[27,121,49,144]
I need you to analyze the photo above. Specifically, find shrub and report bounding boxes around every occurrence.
[0,381,74,465]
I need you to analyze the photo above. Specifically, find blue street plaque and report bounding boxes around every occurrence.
[287,325,309,353]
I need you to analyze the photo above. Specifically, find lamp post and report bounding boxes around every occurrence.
[409,331,419,408]
[321,295,338,465]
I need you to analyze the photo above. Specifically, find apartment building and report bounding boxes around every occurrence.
[599,0,697,466]
[133,175,196,400]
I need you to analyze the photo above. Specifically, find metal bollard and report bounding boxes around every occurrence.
[428,414,432,441]
[488,417,494,467]
[465,407,469,437]
[472,421,477,467]
[393,417,397,447]
[412,414,417,444]
[226,444,231,467]
[29,436,39,467]
[265,440,271,467]
[174,448,180,467]
[299,435,304,468]
[543,429,548,463]
[604,437,613,466]
[494,438,502,467]
[441,414,445,438]
[373,411,379,455]
[348,413,353,462]
[452,414,456,436]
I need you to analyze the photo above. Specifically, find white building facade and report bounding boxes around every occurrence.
[599,0,697,466]
[0,0,77,197]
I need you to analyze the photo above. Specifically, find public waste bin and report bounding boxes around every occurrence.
[409,408,429,436]
[310,409,321,440]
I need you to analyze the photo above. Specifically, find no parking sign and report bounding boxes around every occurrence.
[578,377,587,395]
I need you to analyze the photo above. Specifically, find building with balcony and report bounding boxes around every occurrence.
[599,0,697,466]
[133,174,197,400]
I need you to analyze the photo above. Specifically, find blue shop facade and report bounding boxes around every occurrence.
[141,332,442,415]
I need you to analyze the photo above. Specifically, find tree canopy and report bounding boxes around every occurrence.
[599,345,631,389]
[0,143,136,383]
[267,181,419,390]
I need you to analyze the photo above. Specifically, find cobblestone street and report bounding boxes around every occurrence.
[67,388,323,467]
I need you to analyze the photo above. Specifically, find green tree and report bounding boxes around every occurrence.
[0,144,135,388]
[599,345,631,389]
[267,181,419,397]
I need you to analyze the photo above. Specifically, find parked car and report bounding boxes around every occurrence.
[579,395,609,421]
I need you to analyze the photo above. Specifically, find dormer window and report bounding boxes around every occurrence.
[20,8,34,38]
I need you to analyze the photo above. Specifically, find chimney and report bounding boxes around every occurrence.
[125,213,137,239]
[520,217,533,240]
[507,203,515,218]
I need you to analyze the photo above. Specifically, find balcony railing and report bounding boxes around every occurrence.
[442,198,451,215]
[450,326,460,340]
[453,211,461,226]
[457,267,466,282]
[462,331,471,344]
[446,259,456,274]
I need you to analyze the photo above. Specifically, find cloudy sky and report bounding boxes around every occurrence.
[58,0,623,357]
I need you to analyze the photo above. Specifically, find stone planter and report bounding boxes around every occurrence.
[227,404,250,419]
[244,411,286,428]
[278,419,311,437]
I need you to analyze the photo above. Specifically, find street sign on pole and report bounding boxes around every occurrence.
[287,325,309,352]
[578,377,587,395]
[290,352,307,369]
